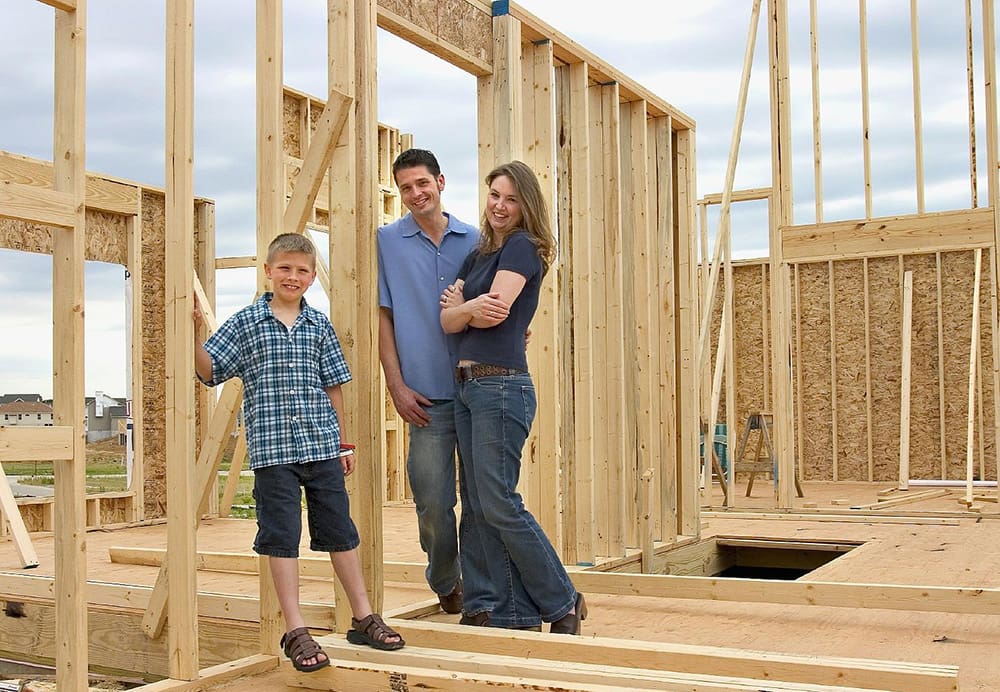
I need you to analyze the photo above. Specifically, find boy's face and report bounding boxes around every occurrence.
[395,164,445,221]
[264,250,316,303]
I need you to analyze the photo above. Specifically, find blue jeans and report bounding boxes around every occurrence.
[407,400,491,615]
[455,373,577,628]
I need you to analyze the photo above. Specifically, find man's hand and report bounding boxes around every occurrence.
[388,383,433,427]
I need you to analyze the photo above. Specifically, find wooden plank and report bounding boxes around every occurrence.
[492,13,523,163]
[0,151,138,215]
[126,198,145,520]
[983,0,1000,502]
[52,1,88,688]
[782,208,995,263]
[282,88,352,237]
[521,39,561,547]
[165,0,198,679]
[131,655,278,692]
[0,426,74,461]
[699,187,772,205]
[965,248,984,505]
[899,271,913,489]
[375,5,491,77]
[569,61,595,562]
[0,180,76,228]
[703,509,960,525]
[194,202,217,520]
[219,427,247,517]
[36,0,77,11]
[214,255,257,269]
[0,462,39,567]
[829,261,839,481]
[809,0,823,223]
[651,116,671,537]
[569,569,1000,616]
[296,637,907,691]
[936,253,948,479]
[964,0,979,207]
[863,258,874,481]
[910,0,925,213]
[859,0,873,217]
[849,488,949,510]
[386,619,957,692]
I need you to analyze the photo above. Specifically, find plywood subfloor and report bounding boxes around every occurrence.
[2,484,999,690]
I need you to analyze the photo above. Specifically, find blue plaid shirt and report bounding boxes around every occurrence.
[200,293,352,470]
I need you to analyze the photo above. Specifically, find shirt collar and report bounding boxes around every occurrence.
[401,212,472,239]
[252,292,321,325]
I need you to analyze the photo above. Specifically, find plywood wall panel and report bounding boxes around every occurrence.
[141,189,167,517]
[797,262,833,480]
[832,260,868,482]
[902,253,942,479]
[861,257,901,481]
[733,264,766,424]
[283,93,302,158]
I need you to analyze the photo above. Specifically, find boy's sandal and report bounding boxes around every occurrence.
[346,613,405,651]
[280,627,330,673]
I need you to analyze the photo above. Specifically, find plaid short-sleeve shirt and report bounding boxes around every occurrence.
[200,293,352,470]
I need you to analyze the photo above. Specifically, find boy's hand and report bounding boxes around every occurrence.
[340,450,355,476]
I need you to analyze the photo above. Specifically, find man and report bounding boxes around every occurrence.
[377,148,490,624]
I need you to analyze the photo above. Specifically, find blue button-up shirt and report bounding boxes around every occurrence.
[377,212,479,399]
[200,293,351,469]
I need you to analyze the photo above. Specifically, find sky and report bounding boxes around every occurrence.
[0,0,992,400]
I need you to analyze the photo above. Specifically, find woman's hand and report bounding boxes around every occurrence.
[466,292,510,328]
[440,279,466,309]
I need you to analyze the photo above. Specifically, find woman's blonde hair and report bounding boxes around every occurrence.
[479,161,556,274]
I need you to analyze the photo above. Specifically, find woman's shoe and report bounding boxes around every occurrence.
[550,592,587,635]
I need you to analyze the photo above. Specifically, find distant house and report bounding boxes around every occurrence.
[0,400,54,427]
[84,391,128,443]
[0,393,44,406]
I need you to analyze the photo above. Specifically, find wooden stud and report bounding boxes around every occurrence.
[724,223,737,506]
[859,0,873,217]
[936,253,947,479]
[568,61,595,562]
[829,261,839,481]
[910,0,925,213]
[195,202,217,516]
[768,0,797,509]
[983,0,1000,499]
[492,13,523,163]
[794,263,806,482]
[127,195,144,522]
[966,248,983,505]
[219,427,247,517]
[653,117,677,542]
[899,271,913,489]
[521,39,561,547]
[965,0,979,207]
[809,0,823,223]
[131,655,278,692]
[36,0,77,10]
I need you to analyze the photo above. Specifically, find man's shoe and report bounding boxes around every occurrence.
[459,610,490,626]
[438,579,463,614]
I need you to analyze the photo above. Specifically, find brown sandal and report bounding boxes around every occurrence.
[346,613,405,650]
[280,626,330,672]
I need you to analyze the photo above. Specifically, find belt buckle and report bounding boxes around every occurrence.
[457,364,474,382]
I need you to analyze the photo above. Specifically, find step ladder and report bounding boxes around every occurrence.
[733,411,803,498]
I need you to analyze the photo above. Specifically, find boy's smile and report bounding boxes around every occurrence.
[264,250,316,306]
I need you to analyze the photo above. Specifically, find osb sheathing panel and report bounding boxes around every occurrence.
[797,262,834,480]
[381,0,492,66]
[717,250,997,482]
[283,92,303,158]
[902,253,942,480]
[0,209,127,264]
[832,260,867,482]
[141,189,167,517]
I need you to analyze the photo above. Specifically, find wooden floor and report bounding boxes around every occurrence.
[2,481,999,690]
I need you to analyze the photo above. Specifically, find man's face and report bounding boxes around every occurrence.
[395,165,445,219]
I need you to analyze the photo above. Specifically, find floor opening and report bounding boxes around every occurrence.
[659,536,861,579]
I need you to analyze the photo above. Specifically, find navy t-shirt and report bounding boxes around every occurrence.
[455,231,542,371]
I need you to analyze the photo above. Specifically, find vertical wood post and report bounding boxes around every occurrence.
[52,1,88,688]
[165,0,198,679]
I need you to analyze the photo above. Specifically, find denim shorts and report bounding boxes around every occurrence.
[252,459,360,558]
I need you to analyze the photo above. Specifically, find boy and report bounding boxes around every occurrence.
[196,233,403,673]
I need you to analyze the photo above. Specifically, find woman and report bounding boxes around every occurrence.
[440,161,585,634]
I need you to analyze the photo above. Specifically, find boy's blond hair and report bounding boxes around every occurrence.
[266,233,317,266]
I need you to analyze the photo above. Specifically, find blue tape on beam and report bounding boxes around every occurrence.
[493,0,510,17]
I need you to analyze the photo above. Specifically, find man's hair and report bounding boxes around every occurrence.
[266,233,317,265]
[392,148,441,180]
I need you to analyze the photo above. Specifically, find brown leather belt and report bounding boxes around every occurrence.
[455,363,527,382]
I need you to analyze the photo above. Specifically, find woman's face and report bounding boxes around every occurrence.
[485,174,523,238]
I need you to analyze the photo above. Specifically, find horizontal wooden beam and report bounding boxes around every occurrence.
[377,7,492,76]
[129,655,278,691]
[0,572,335,629]
[34,0,76,11]
[0,180,76,228]
[851,489,951,511]
[0,426,74,461]
[362,621,957,692]
[0,151,139,216]
[569,570,1000,615]
[507,2,695,129]
[782,207,996,263]
[699,187,772,205]
[109,546,421,583]
[215,255,257,270]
